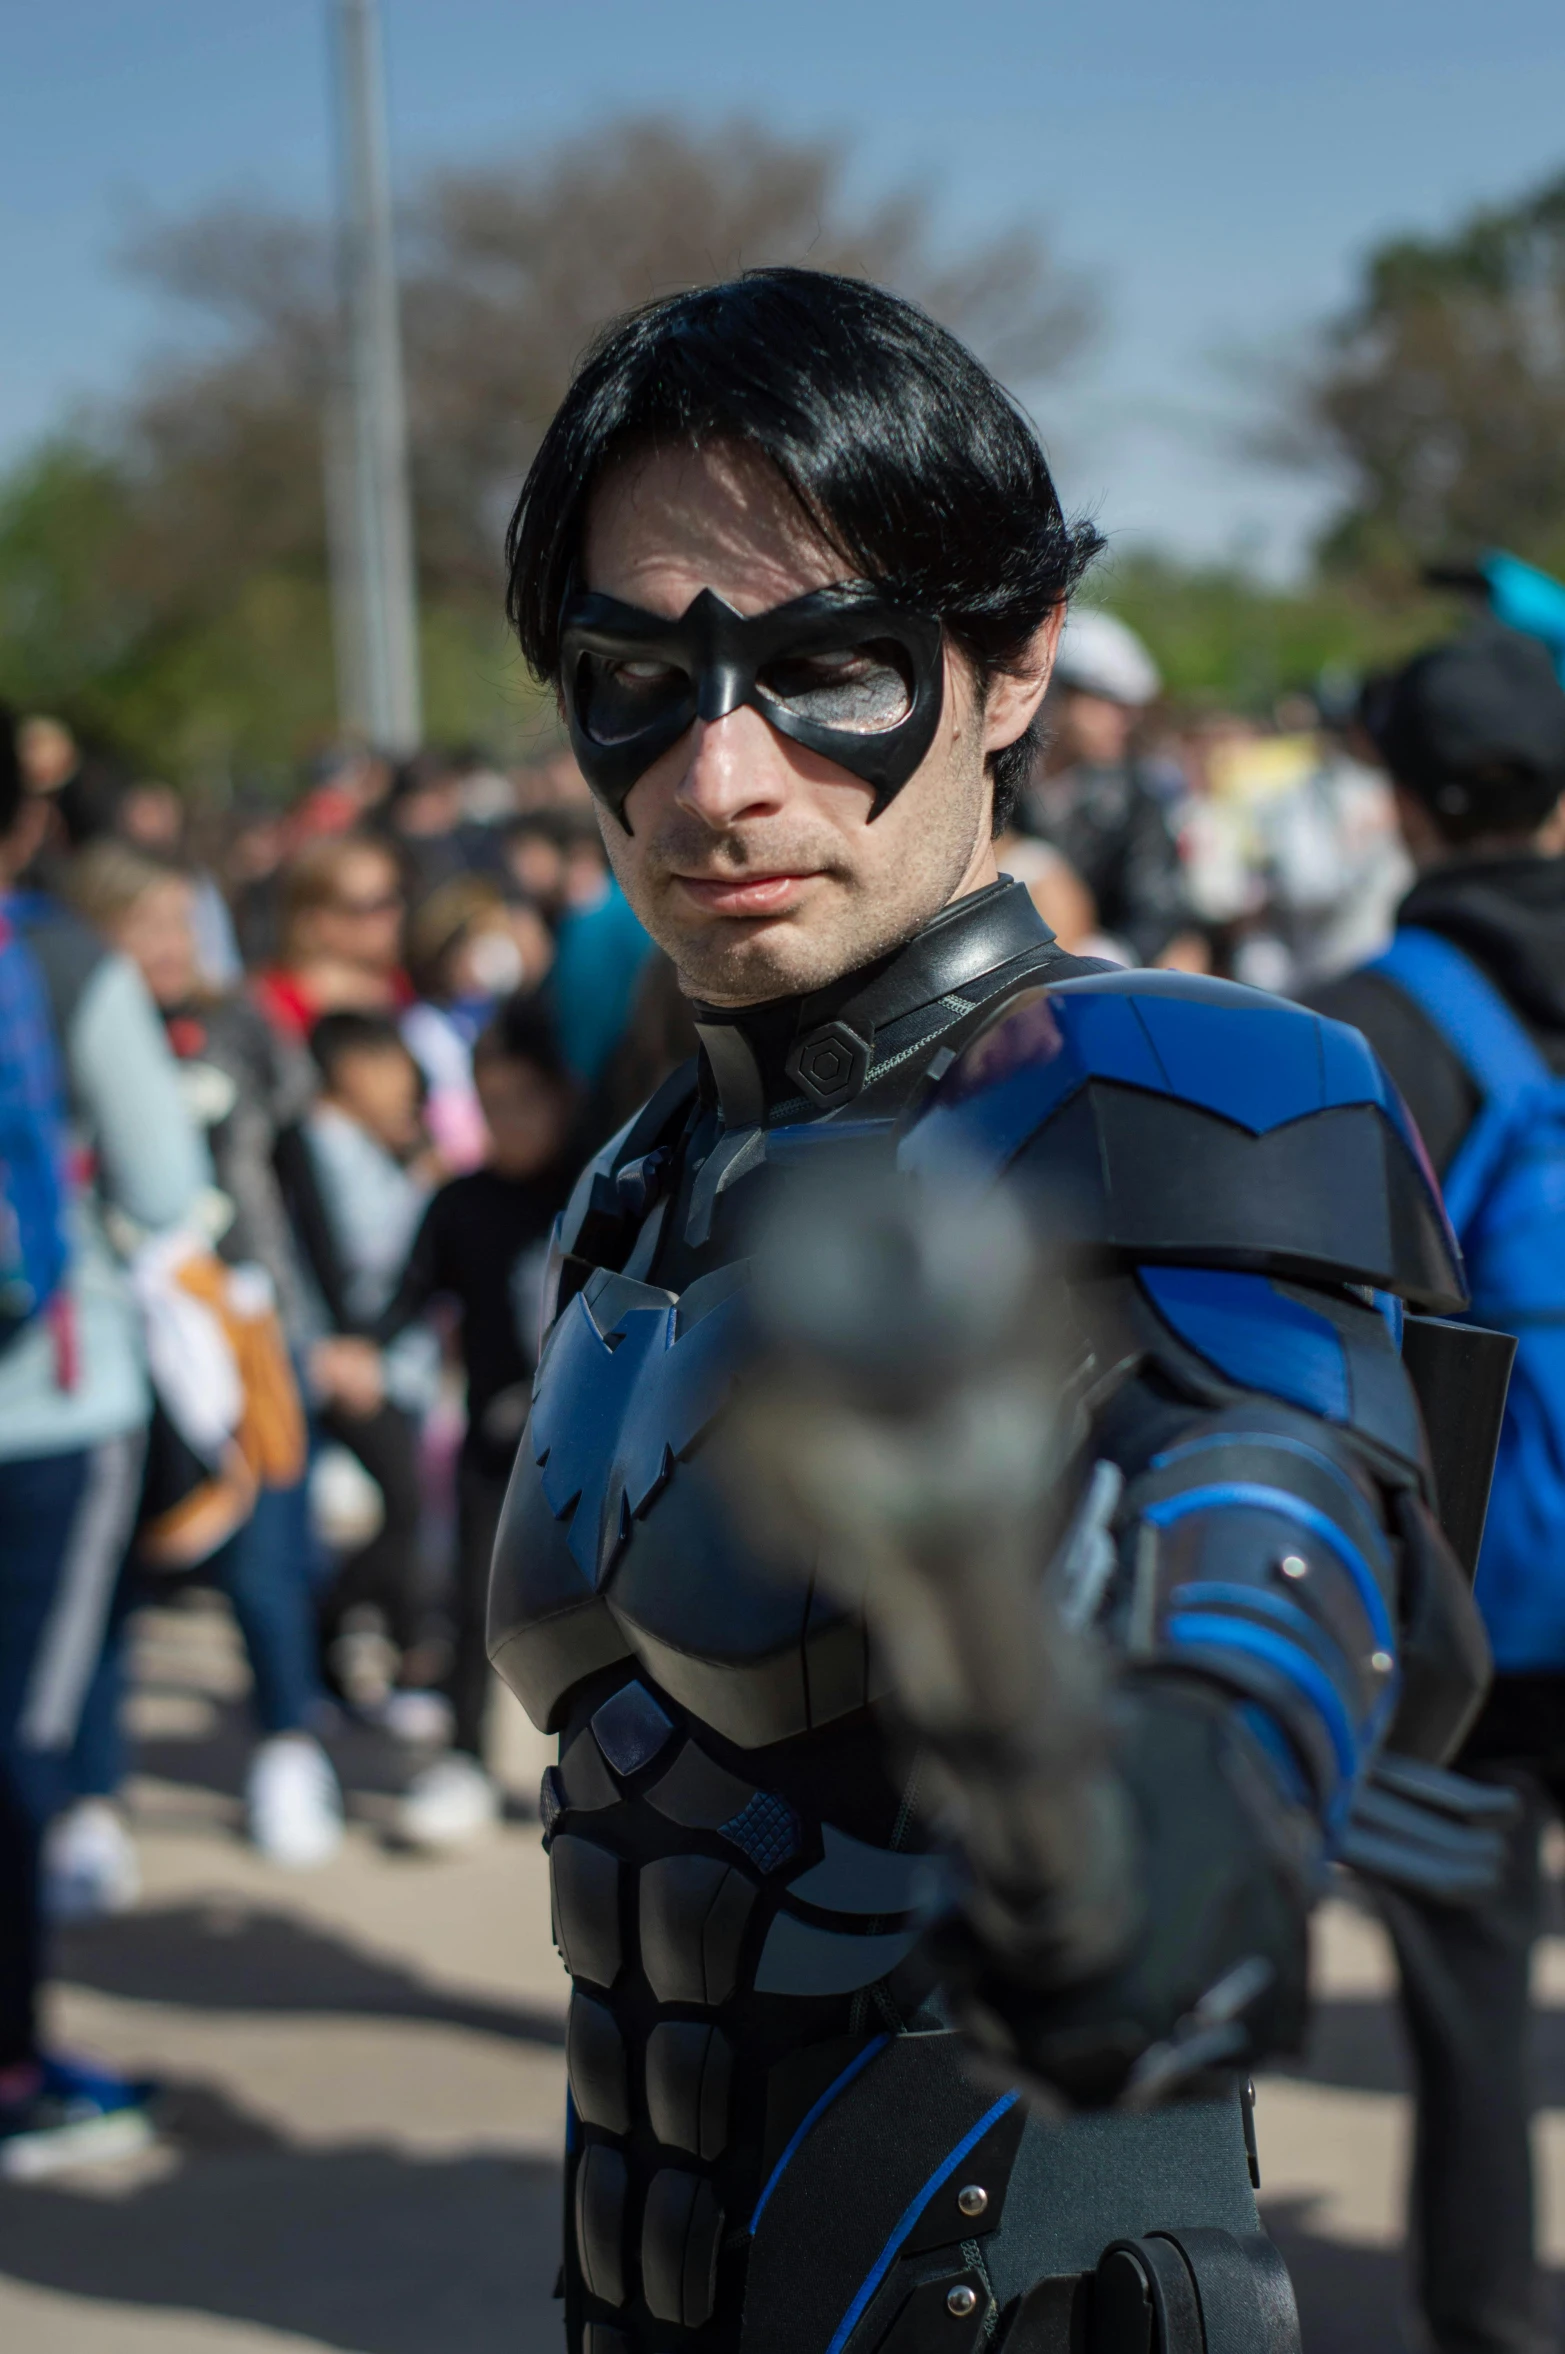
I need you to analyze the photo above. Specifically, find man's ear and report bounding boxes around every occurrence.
[980,604,1066,758]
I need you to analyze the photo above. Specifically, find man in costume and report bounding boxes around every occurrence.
[489,269,1494,2353]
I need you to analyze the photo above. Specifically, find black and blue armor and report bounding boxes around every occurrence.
[487,879,1487,2353]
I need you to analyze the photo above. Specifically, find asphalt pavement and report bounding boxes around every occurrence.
[3,1594,1562,2352]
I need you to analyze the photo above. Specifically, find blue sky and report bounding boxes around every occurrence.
[3,0,1564,573]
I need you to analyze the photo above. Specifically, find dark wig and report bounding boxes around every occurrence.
[504,268,1102,830]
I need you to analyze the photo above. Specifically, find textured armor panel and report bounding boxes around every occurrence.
[645,1740,756,1829]
[721,1791,801,1875]
[645,2019,733,2160]
[574,2143,628,2307]
[559,1728,620,1811]
[639,1853,757,2006]
[787,1826,944,1915]
[591,1681,677,1778]
[567,1993,630,2136]
[551,1836,623,1989]
[640,2167,724,2328]
[753,1913,922,1996]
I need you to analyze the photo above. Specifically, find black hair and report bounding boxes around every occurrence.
[1366,628,1565,847]
[307,1009,414,1086]
[0,706,20,839]
[505,268,1103,831]
[472,987,574,1087]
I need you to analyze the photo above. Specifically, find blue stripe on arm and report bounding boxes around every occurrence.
[1143,1482,1396,1652]
[1165,1611,1363,1786]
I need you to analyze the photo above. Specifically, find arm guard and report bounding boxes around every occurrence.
[903,968,1491,1852]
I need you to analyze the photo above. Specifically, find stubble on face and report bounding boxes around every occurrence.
[581,443,998,1007]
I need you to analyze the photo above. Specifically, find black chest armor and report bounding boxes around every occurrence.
[487,888,1264,2353]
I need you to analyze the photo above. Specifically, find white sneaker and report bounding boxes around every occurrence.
[396,1753,500,1852]
[43,1801,141,1922]
[245,1734,344,1868]
[377,1689,455,1748]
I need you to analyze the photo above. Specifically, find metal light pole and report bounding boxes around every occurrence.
[326,0,422,752]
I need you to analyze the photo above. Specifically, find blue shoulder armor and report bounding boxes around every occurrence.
[901,969,1465,1314]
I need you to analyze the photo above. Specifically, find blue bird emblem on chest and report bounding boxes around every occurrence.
[530,1271,747,1585]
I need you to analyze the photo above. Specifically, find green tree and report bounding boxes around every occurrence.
[0,117,1091,785]
[1089,548,1454,714]
[1296,169,1565,578]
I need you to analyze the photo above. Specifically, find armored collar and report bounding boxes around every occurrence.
[690,878,1057,1127]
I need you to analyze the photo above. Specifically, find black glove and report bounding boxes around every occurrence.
[933,1678,1316,2109]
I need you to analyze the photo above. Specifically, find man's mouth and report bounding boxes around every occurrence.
[670,871,819,917]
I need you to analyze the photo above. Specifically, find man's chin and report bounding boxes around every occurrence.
[667,910,850,1007]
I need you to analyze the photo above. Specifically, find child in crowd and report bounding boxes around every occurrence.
[400,876,553,1172]
[280,1013,442,1716]
[368,992,581,1846]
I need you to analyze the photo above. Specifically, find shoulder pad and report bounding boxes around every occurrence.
[900,969,1465,1312]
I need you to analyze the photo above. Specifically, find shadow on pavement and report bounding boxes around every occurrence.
[1263,2197,1411,2353]
[1275,1985,1565,2106]
[0,2087,564,2354]
[55,1900,565,2049]
[1266,2195,1564,2354]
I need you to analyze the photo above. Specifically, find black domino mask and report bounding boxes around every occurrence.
[559,583,945,828]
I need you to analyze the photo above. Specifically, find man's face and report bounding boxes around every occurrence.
[579,442,1056,1005]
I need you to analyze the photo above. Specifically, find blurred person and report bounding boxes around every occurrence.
[402,877,554,1171]
[500,803,609,923]
[452,745,517,826]
[511,744,597,813]
[64,843,342,1869]
[0,706,204,2173]
[114,782,241,989]
[252,833,408,1043]
[380,748,489,908]
[1306,626,1565,2354]
[1018,606,1205,966]
[223,793,292,970]
[546,855,654,1087]
[289,744,394,844]
[16,715,79,800]
[503,799,654,1085]
[14,718,128,888]
[283,1012,440,1716]
[363,993,581,1847]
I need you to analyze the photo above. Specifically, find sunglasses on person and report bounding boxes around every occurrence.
[559,582,946,827]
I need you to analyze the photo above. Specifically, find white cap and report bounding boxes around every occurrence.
[1053,608,1161,707]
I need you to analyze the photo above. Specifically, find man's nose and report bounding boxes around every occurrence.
[676,705,791,827]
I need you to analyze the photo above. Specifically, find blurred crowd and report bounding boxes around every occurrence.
[0,601,1533,2210]
[0,617,1422,1884]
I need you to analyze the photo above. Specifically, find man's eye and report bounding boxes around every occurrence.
[612,660,679,686]
[575,651,690,747]
[759,643,914,733]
